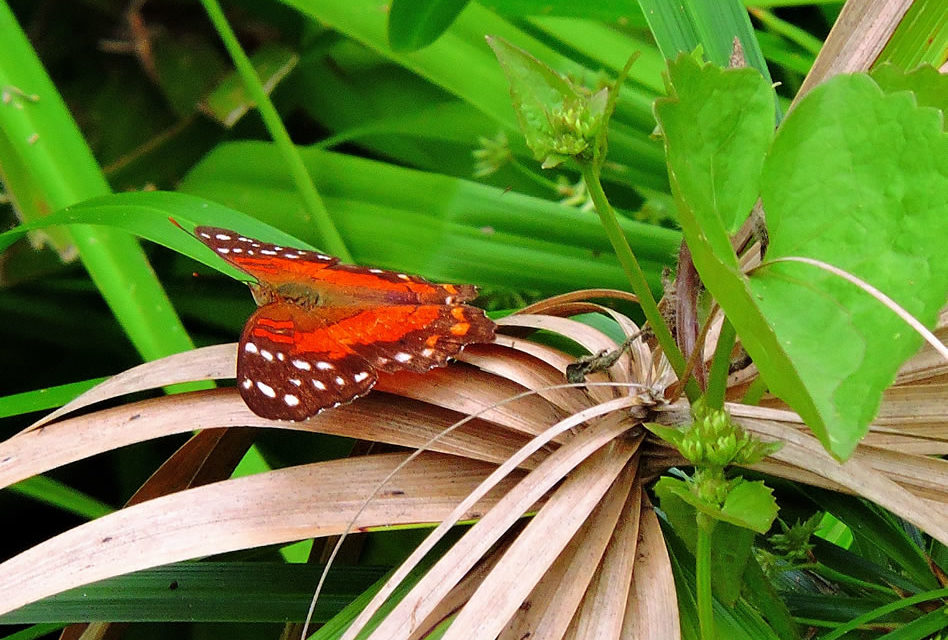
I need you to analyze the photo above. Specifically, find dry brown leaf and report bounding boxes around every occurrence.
[499,455,639,640]
[620,492,680,640]
[0,453,521,617]
[563,484,643,640]
[343,402,644,640]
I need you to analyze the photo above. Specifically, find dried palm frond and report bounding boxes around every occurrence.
[0,290,944,640]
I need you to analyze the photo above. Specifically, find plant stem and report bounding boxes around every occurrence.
[199,0,352,261]
[696,512,715,640]
[706,318,736,409]
[580,162,699,401]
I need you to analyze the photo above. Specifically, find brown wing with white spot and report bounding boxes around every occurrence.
[237,303,377,421]
[194,225,339,286]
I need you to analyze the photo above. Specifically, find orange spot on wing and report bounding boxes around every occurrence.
[256,317,294,330]
[450,322,470,336]
[451,307,467,321]
[426,334,440,347]
[444,284,458,294]
[251,328,294,344]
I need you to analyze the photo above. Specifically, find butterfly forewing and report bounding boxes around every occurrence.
[192,224,496,420]
[334,304,496,373]
[194,226,339,284]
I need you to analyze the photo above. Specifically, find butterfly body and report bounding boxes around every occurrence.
[193,226,495,420]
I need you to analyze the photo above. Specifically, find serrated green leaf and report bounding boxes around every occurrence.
[870,63,947,116]
[719,480,779,534]
[654,477,757,605]
[754,73,948,458]
[654,54,775,239]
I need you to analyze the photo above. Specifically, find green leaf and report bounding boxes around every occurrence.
[754,72,948,458]
[388,0,471,52]
[654,54,775,238]
[0,562,387,623]
[0,5,198,364]
[179,142,679,293]
[719,480,779,534]
[655,477,757,605]
[870,63,948,116]
[656,58,948,460]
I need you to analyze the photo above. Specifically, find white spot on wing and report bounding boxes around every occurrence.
[422,348,434,358]
[244,342,258,354]
[354,371,370,383]
[317,254,330,260]
[369,268,383,274]
[316,361,334,370]
[314,380,327,391]
[292,359,312,371]
[335,376,345,386]
[290,378,302,386]
[242,378,253,389]
[284,394,300,407]
[215,233,232,240]
[199,232,211,239]
[261,249,277,256]
[284,253,300,259]
[395,352,412,363]
[231,248,242,253]
[256,381,276,398]
[260,349,274,362]
[276,352,285,361]
[397,274,409,280]
[217,247,230,254]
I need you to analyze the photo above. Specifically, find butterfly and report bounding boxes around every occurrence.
[192,225,496,421]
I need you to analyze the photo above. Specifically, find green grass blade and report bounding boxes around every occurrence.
[8,475,113,520]
[199,0,352,261]
[388,0,471,51]
[0,378,107,420]
[637,0,771,81]
[0,3,196,363]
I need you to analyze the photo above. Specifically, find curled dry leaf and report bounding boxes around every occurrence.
[0,289,945,640]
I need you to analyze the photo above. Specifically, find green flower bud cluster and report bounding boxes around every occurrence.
[678,401,781,469]
[692,468,738,507]
[536,88,608,168]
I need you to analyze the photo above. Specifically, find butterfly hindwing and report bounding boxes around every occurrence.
[237,303,378,420]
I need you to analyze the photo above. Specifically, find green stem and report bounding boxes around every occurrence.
[696,512,715,640]
[580,162,698,401]
[705,318,736,409]
[199,0,352,262]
